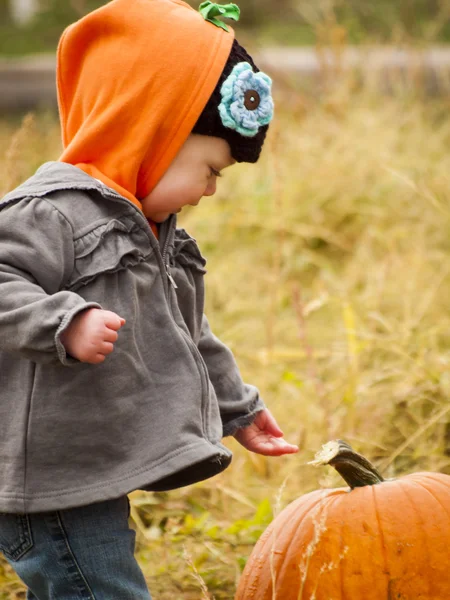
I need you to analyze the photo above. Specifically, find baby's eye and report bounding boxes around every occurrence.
[209,167,222,178]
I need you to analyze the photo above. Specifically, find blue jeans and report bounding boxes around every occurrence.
[0,496,152,599]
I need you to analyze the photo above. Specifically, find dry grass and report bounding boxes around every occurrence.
[1,78,450,598]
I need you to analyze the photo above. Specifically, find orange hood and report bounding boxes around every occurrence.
[57,0,234,210]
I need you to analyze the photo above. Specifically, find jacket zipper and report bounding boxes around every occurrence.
[161,216,176,290]
[102,193,211,437]
[160,218,211,437]
[162,216,209,439]
[166,268,178,289]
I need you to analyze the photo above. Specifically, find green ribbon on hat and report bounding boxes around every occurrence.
[198,1,240,32]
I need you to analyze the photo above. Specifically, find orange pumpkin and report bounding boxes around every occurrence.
[235,440,450,600]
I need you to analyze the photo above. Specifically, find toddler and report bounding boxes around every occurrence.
[0,0,298,597]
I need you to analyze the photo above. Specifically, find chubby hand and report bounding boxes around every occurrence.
[60,308,126,364]
[233,409,299,456]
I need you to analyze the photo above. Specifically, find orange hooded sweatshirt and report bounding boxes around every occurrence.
[57,0,234,212]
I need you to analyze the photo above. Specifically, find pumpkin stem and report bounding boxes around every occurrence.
[309,440,384,489]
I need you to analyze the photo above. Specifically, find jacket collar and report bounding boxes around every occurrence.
[1,162,123,206]
[1,161,177,244]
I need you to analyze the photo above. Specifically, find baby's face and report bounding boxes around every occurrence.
[141,134,235,222]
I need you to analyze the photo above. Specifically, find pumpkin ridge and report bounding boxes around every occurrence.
[414,473,450,519]
[276,490,340,600]
[306,491,345,600]
[351,485,386,598]
[337,491,350,600]
[371,483,391,596]
[237,489,333,599]
[398,479,433,598]
[411,479,450,519]
[276,491,333,600]
[415,472,450,492]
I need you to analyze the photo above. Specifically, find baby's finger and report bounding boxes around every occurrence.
[266,411,284,436]
[256,410,284,437]
[103,311,126,331]
[104,329,119,343]
[100,342,115,355]
[88,353,106,365]
[255,438,299,457]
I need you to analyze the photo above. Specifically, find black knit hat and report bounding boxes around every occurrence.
[192,39,271,163]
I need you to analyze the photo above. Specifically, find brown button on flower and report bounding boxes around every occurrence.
[244,89,261,111]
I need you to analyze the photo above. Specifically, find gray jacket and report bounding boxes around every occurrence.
[0,162,264,513]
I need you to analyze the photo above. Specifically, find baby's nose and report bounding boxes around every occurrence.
[204,179,217,196]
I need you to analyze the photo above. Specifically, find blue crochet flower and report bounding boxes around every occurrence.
[219,62,274,137]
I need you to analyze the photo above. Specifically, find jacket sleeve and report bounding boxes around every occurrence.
[197,314,265,436]
[0,197,101,365]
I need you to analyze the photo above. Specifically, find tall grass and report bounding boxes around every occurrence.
[1,80,450,598]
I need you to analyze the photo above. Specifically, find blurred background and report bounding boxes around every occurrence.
[1,2,450,599]
[2,0,450,112]
[2,0,450,53]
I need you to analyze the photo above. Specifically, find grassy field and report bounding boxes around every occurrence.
[2,0,450,55]
[1,78,450,598]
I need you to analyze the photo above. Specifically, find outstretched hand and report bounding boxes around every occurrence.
[233,409,299,456]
